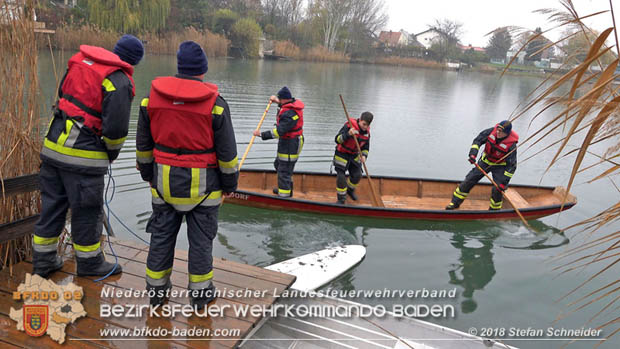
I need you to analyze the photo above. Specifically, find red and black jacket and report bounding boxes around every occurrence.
[335,118,370,155]
[276,99,304,139]
[57,45,135,135]
[484,124,518,163]
[147,76,218,169]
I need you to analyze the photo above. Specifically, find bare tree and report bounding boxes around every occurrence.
[429,18,463,62]
[346,0,388,55]
[308,0,354,51]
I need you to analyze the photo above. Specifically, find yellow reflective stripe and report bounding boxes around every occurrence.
[347,178,358,187]
[504,171,514,178]
[453,191,466,200]
[191,168,200,198]
[57,120,73,146]
[336,134,344,144]
[102,78,116,92]
[481,154,506,166]
[33,235,59,245]
[146,267,172,280]
[44,138,108,159]
[361,150,369,156]
[292,115,299,120]
[212,105,224,115]
[490,198,503,209]
[73,241,100,252]
[218,157,238,168]
[166,190,222,205]
[471,144,480,150]
[189,271,214,283]
[103,136,126,146]
[163,165,171,199]
[136,150,153,158]
[278,189,291,194]
[334,155,347,164]
[337,187,347,192]
[272,128,279,138]
[455,188,468,196]
[141,98,149,107]
[151,188,159,197]
[278,152,299,159]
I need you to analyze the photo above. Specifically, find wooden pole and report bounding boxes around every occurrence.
[338,95,385,208]
[473,162,534,231]
[238,101,272,170]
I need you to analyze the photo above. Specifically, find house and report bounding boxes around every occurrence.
[378,30,409,47]
[414,29,442,49]
[458,44,486,53]
[506,48,527,65]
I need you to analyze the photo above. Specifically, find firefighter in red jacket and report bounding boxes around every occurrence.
[33,35,144,278]
[334,112,373,205]
[136,41,238,307]
[446,120,518,210]
[253,87,304,197]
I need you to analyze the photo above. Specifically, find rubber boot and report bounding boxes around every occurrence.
[76,252,122,277]
[273,188,279,195]
[346,188,358,201]
[147,279,172,306]
[190,282,217,308]
[32,251,64,278]
[337,194,347,205]
[445,202,460,210]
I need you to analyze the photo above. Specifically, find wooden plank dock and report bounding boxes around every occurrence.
[0,238,296,348]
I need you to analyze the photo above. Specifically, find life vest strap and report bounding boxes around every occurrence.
[61,93,102,118]
[155,143,215,155]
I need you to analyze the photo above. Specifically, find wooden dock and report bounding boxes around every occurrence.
[0,237,296,348]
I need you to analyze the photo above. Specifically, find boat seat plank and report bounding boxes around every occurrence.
[504,188,530,209]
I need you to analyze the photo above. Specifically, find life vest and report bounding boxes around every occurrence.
[147,76,219,169]
[277,99,304,139]
[56,45,135,136]
[484,124,519,163]
[336,118,370,154]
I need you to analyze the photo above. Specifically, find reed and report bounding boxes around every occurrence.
[0,0,43,270]
[274,40,301,59]
[303,45,350,63]
[507,0,620,343]
[375,56,444,69]
[53,24,230,57]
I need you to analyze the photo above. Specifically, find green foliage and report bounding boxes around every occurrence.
[167,0,210,31]
[230,17,262,57]
[486,28,511,61]
[525,27,548,63]
[86,0,170,33]
[460,49,489,65]
[212,8,239,35]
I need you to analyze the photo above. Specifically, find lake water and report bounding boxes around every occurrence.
[37,51,619,348]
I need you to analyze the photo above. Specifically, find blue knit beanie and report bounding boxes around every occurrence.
[113,34,144,66]
[498,120,512,134]
[277,86,292,100]
[177,41,208,76]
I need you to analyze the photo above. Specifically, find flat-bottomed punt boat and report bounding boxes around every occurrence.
[227,169,577,220]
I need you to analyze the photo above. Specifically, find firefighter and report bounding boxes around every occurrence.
[446,120,518,210]
[333,112,373,205]
[252,87,304,197]
[33,35,144,278]
[136,41,238,307]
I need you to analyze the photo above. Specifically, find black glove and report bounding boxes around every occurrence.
[468,148,478,164]
[468,155,477,164]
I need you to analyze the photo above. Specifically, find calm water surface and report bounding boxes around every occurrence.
[38,51,619,348]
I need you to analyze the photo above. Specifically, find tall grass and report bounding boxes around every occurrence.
[375,56,444,69]
[506,0,620,344]
[274,40,301,59]
[54,24,230,57]
[0,0,42,270]
[303,45,349,63]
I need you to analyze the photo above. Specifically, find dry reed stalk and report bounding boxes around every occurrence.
[274,40,301,59]
[375,56,445,69]
[506,0,620,344]
[303,45,350,63]
[0,0,42,272]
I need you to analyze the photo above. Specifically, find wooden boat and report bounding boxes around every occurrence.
[227,169,577,220]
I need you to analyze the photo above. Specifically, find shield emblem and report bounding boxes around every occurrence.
[24,305,48,337]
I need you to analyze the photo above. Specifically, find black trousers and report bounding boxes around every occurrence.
[333,151,362,196]
[274,158,297,197]
[451,161,509,209]
[34,161,104,248]
[145,203,218,289]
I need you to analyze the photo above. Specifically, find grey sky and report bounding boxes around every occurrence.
[387,0,614,47]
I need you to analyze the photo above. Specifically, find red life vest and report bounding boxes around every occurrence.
[484,124,519,163]
[336,118,370,154]
[277,99,304,139]
[147,76,219,169]
[57,45,135,135]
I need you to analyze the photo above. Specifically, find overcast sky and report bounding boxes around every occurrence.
[387,0,614,47]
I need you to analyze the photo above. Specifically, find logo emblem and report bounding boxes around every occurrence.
[24,305,48,336]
